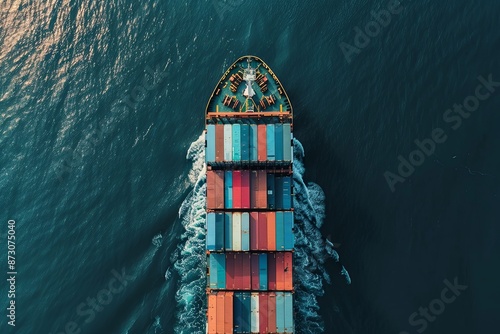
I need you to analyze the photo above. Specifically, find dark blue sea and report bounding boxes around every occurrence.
[1,0,499,333]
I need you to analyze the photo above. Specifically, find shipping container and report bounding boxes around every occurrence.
[267,173,275,209]
[233,171,242,209]
[207,293,216,333]
[284,211,294,250]
[215,124,224,162]
[266,124,275,161]
[276,252,285,290]
[276,292,285,333]
[206,170,215,209]
[241,170,250,209]
[215,170,224,209]
[268,292,277,333]
[250,171,258,208]
[232,124,241,161]
[251,254,260,290]
[206,124,216,162]
[283,123,292,162]
[250,124,258,161]
[267,212,276,251]
[224,292,234,333]
[275,176,283,210]
[224,171,233,209]
[275,123,284,161]
[257,124,267,161]
[215,213,224,251]
[233,213,242,251]
[225,212,233,251]
[284,292,294,333]
[282,176,292,210]
[257,170,267,208]
[209,254,225,289]
[259,254,268,290]
[234,292,243,333]
[234,254,242,290]
[259,292,269,333]
[206,213,216,251]
[241,124,250,161]
[268,253,277,290]
[284,252,293,291]
[251,293,259,333]
[276,212,285,250]
[258,212,268,251]
[241,293,251,333]
[226,254,234,289]
[224,124,232,161]
[250,212,258,250]
[242,253,251,290]
[216,292,225,333]
[241,212,250,251]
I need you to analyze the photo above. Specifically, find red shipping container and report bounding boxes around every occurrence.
[257,170,267,208]
[268,253,277,290]
[233,171,242,208]
[276,252,285,290]
[268,292,277,333]
[242,253,251,290]
[214,170,225,209]
[234,253,242,289]
[259,292,269,333]
[226,254,235,289]
[215,124,224,162]
[257,124,267,161]
[250,171,258,208]
[251,254,260,290]
[250,212,259,250]
[224,292,234,333]
[208,293,217,333]
[241,170,250,208]
[284,252,293,291]
[267,212,276,251]
[216,292,225,333]
[206,171,215,209]
[258,212,268,251]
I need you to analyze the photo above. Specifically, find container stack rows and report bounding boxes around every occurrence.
[206,120,294,334]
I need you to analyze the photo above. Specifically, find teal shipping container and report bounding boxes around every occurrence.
[225,171,233,209]
[276,212,285,250]
[206,124,216,162]
[232,124,241,161]
[241,212,250,251]
[284,211,294,250]
[275,123,283,160]
[224,212,232,251]
[283,123,291,161]
[206,213,216,251]
[266,124,275,161]
[249,124,258,161]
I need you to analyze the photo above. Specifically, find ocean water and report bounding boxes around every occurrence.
[1,0,499,333]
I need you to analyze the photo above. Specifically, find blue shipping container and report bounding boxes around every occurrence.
[276,212,285,250]
[284,211,294,250]
[267,173,275,209]
[266,124,275,161]
[250,124,258,161]
[276,292,285,333]
[240,293,251,333]
[224,212,232,250]
[284,292,294,332]
[215,213,224,251]
[283,123,291,161]
[206,213,216,251]
[241,124,249,161]
[259,253,268,290]
[206,125,216,162]
[275,176,284,209]
[232,124,241,161]
[225,171,233,209]
[234,292,243,333]
[241,212,250,251]
[275,123,283,160]
[282,176,292,210]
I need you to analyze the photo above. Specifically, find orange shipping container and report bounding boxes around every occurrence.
[258,212,268,251]
[224,292,234,333]
[214,170,225,209]
[267,212,276,251]
[257,124,267,161]
[284,252,293,290]
[208,293,217,334]
[268,292,277,332]
[257,170,267,208]
[216,292,225,333]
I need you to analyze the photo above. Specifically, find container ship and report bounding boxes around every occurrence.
[204,56,294,333]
